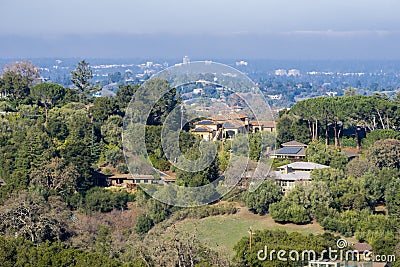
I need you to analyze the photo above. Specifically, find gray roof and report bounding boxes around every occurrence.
[281,141,308,147]
[278,162,329,170]
[0,178,6,185]
[272,171,311,181]
[196,120,218,125]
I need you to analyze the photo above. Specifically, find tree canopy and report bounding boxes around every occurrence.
[70,60,93,99]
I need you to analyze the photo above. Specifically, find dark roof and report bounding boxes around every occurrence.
[281,141,307,147]
[195,120,218,125]
[271,147,306,157]
[108,174,155,180]
[192,126,213,133]
[223,120,245,129]
[278,147,302,155]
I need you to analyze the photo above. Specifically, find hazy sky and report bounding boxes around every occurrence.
[1,0,399,59]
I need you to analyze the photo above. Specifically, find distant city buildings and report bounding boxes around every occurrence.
[192,88,203,95]
[267,94,282,100]
[326,91,338,97]
[275,69,287,76]
[274,69,300,76]
[288,69,301,76]
[235,60,248,66]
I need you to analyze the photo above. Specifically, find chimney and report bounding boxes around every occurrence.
[283,165,292,174]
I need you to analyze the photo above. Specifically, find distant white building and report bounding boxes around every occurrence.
[274,69,300,76]
[326,91,338,97]
[267,94,282,100]
[275,69,287,76]
[235,60,248,66]
[183,56,190,64]
[93,91,102,97]
[193,88,203,95]
[288,69,301,76]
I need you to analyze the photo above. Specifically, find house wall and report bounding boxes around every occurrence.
[276,179,311,194]
[270,154,305,159]
[263,127,275,132]
[207,124,219,131]
[192,131,213,140]
[252,126,262,133]
[276,180,296,194]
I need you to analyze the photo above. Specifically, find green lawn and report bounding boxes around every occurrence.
[171,207,324,257]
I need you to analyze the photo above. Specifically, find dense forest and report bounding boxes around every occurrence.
[0,61,399,266]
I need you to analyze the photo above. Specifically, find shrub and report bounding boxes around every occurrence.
[116,163,129,174]
[103,168,113,175]
[242,180,282,215]
[362,129,400,149]
[367,139,400,169]
[135,215,154,235]
[83,187,128,212]
[270,199,311,224]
